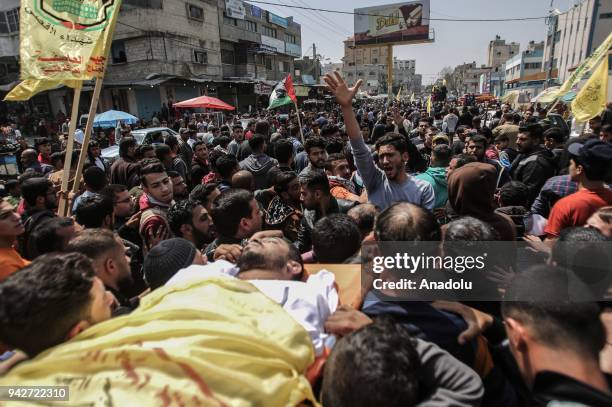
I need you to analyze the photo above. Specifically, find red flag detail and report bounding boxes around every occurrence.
[285,74,297,102]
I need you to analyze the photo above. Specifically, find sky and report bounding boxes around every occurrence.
[250,0,579,84]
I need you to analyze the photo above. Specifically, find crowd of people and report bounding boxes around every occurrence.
[0,72,611,405]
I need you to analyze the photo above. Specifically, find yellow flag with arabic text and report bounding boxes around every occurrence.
[571,57,608,122]
[4,0,121,101]
[396,85,403,102]
[427,95,432,114]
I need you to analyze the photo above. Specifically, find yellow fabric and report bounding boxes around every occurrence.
[396,85,402,102]
[5,0,122,101]
[426,95,432,114]
[558,32,612,96]
[0,276,317,406]
[571,57,609,122]
[4,79,81,101]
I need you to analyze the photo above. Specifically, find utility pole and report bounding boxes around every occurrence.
[312,43,317,82]
[545,1,559,88]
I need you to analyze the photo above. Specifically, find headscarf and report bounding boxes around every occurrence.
[447,162,516,241]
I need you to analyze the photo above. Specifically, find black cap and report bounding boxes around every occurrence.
[567,139,612,163]
[144,238,197,290]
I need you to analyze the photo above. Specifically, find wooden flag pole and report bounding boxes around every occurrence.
[293,99,305,145]
[71,76,105,195]
[57,82,83,217]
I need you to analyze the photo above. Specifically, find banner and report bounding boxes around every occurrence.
[354,1,431,46]
[20,0,121,80]
[268,12,288,28]
[556,32,612,96]
[225,0,245,20]
[571,57,608,122]
[5,0,121,101]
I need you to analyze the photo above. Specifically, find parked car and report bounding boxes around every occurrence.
[101,127,178,160]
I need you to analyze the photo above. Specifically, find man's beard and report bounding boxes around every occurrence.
[192,227,213,249]
[117,273,135,294]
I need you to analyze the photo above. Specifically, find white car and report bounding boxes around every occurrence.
[101,127,178,160]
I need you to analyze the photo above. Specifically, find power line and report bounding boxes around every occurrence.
[290,0,352,36]
[247,1,549,22]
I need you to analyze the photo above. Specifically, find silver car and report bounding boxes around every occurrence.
[101,127,178,160]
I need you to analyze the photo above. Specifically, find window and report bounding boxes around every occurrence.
[348,62,354,67]
[111,41,127,64]
[187,4,204,21]
[369,71,376,75]
[283,61,290,72]
[357,71,363,77]
[372,58,378,64]
[552,58,558,68]
[347,72,353,77]
[221,49,235,64]
[6,8,18,32]
[496,51,501,56]
[262,26,277,38]
[0,8,20,34]
[600,12,612,19]
[285,33,296,44]
[193,50,207,64]
[246,20,257,32]
[554,30,561,42]
[265,57,272,70]
[223,15,237,26]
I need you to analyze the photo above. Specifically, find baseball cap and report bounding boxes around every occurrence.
[567,139,612,163]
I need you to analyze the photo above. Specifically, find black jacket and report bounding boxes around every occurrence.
[530,371,612,407]
[510,147,556,205]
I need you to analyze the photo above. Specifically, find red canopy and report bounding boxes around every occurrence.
[173,96,235,111]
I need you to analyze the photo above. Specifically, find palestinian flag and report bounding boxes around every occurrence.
[268,74,297,109]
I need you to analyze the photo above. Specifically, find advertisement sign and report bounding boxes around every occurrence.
[285,42,301,58]
[354,1,431,46]
[250,4,262,19]
[268,12,288,28]
[225,0,246,20]
[261,35,285,53]
[254,82,273,95]
[294,86,309,97]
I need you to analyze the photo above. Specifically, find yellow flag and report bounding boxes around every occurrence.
[571,57,609,122]
[4,0,122,101]
[396,85,403,102]
[556,32,612,97]
[4,79,83,101]
[0,275,317,406]
[427,95,432,114]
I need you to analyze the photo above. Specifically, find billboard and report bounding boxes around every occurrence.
[285,42,302,58]
[261,35,285,53]
[225,0,246,20]
[354,1,430,46]
[268,12,289,28]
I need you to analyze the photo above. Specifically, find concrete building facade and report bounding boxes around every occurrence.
[487,35,519,72]
[1,0,303,119]
[542,0,612,84]
[505,41,546,99]
[342,38,421,95]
